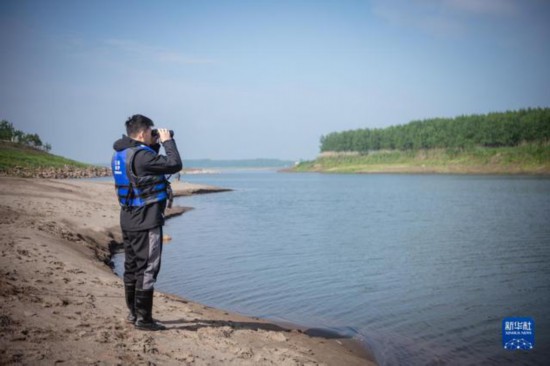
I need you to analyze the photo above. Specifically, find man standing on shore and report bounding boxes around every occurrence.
[111,114,182,331]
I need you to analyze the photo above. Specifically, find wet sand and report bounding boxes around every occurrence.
[0,177,376,365]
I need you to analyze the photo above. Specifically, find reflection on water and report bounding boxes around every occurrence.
[113,172,550,365]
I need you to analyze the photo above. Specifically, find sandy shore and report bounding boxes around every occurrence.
[0,177,375,365]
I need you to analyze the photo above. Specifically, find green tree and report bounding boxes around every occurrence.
[319,108,550,153]
[0,120,15,140]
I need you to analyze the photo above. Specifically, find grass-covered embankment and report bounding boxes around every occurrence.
[0,141,110,178]
[293,143,550,174]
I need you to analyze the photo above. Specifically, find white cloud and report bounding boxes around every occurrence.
[157,51,215,65]
[444,0,518,17]
[103,38,215,65]
[371,0,465,37]
[370,0,520,37]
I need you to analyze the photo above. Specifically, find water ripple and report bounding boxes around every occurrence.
[116,173,550,365]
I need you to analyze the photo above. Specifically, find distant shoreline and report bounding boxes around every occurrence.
[286,164,550,175]
[290,145,550,175]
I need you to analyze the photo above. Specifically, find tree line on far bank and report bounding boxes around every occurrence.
[0,120,51,152]
[320,108,550,153]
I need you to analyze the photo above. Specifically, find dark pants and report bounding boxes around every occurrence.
[123,226,163,290]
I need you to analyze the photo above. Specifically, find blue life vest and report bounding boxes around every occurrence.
[111,145,168,207]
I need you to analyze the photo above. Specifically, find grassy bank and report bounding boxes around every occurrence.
[292,144,550,174]
[0,141,109,178]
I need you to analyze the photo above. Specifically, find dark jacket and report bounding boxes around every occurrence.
[112,135,182,231]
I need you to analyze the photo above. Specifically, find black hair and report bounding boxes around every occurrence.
[125,114,154,137]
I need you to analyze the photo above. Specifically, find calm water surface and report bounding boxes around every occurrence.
[114,172,550,365]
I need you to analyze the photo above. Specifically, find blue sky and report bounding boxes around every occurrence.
[1,0,549,163]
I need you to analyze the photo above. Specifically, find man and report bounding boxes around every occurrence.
[111,114,182,331]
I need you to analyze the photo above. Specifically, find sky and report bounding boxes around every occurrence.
[1,0,549,163]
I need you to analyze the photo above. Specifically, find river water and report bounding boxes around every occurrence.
[113,171,550,365]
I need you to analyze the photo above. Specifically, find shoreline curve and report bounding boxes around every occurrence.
[0,177,376,365]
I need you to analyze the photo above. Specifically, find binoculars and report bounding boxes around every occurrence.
[151,129,174,138]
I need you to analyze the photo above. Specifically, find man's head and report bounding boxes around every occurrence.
[125,114,156,145]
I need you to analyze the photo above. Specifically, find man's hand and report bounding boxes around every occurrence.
[158,128,172,143]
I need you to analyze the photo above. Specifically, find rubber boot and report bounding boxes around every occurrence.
[135,289,166,331]
[124,282,137,324]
